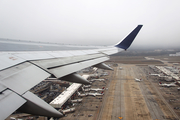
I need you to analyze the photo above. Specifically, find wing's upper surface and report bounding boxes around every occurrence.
[0,25,143,119]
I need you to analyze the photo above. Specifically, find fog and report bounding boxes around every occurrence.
[0,0,180,49]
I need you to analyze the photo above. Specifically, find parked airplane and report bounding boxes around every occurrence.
[78,92,104,97]
[90,79,105,82]
[88,92,104,97]
[90,88,105,92]
[135,78,142,82]
[71,99,83,103]
[101,72,109,76]
[77,92,88,97]
[89,73,99,78]
[62,107,75,114]
[149,73,160,77]
[0,25,143,119]
[119,67,123,70]
[83,88,91,92]
[83,85,91,88]
[84,87,105,92]
[159,82,177,87]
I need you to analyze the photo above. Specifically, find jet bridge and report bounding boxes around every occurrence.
[156,66,179,81]
[50,83,82,108]
[49,75,89,108]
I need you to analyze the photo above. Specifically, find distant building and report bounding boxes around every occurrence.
[169,52,180,56]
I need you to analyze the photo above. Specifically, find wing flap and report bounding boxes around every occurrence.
[49,57,109,79]
[0,89,26,120]
[0,62,50,95]
[31,53,106,69]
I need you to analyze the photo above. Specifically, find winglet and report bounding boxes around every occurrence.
[115,25,143,50]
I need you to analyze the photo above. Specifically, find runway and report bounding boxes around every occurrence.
[98,64,179,120]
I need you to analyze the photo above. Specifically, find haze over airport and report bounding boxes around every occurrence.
[0,0,180,49]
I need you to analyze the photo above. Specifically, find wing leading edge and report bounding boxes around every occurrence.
[0,25,143,119]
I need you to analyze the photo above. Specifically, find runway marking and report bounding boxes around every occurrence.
[124,65,152,120]
[118,117,123,119]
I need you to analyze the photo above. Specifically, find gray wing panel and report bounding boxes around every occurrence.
[49,57,109,78]
[0,53,25,70]
[0,62,50,95]
[99,48,121,55]
[31,53,106,69]
[0,89,26,120]
[0,47,115,119]
[0,82,6,92]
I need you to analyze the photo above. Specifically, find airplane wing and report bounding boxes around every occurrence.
[0,25,143,119]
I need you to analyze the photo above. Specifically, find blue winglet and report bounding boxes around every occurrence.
[115,25,143,50]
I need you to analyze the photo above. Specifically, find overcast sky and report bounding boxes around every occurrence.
[0,0,180,48]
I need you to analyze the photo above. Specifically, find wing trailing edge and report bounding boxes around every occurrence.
[115,25,143,50]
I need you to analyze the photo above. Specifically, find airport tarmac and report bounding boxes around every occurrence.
[98,64,153,120]
[60,62,180,120]
[98,64,180,120]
